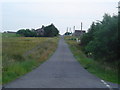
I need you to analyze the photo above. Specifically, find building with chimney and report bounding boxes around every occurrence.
[73,30,86,36]
[73,23,86,36]
[35,25,44,36]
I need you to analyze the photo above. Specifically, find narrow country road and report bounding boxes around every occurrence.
[4,37,118,88]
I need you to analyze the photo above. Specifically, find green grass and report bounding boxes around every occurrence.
[2,33,21,37]
[65,36,119,84]
[2,36,59,84]
[3,60,37,83]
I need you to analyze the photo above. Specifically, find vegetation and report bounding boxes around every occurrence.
[81,14,118,67]
[44,24,59,37]
[17,24,59,37]
[64,32,72,35]
[16,29,36,37]
[65,36,119,84]
[2,34,59,84]
[2,33,21,37]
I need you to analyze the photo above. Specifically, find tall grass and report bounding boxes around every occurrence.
[2,36,59,84]
[65,36,119,84]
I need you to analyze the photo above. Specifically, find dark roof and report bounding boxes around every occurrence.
[36,28,44,31]
[7,31,16,33]
[75,30,86,33]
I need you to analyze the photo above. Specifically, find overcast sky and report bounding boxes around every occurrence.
[1,0,119,34]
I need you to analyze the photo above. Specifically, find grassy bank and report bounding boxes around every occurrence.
[65,36,119,84]
[2,35,59,84]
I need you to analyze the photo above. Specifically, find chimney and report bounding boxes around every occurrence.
[69,27,71,33]
[67,27,68,32]
[73,26,75,33]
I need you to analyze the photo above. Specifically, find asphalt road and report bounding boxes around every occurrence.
[4,37,119,88]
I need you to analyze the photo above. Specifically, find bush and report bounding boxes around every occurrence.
[81,14,118,64]
[16,29,37,37]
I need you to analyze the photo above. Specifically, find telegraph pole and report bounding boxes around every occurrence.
[118,1,120,13]
[81,22,83,31]
[118,1,120,33]
[118,1,120,38]
[66,27,68,35]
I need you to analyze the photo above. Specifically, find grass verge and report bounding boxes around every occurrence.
[65,36,119,84]
[2,36,59,84]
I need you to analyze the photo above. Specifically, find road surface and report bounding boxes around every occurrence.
[4,37,119,88]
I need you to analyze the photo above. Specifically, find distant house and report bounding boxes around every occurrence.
[35,26,44,36]
[73,30,86,36]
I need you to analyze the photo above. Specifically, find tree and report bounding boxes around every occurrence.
[44,24,59,37]
[17,29,37,37]
[80,22,96,51]
[81,14,118,63]
[64,32,72,35]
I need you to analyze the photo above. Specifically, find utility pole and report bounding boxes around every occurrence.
[66,27,68,35]
[118,1,120,28]
[118,1,120,13]
[81,22,83,31]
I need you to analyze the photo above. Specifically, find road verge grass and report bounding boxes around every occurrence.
[65,36,119,84]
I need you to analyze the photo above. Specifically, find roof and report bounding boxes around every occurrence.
[36,28,44,31]
[75,30,86,33]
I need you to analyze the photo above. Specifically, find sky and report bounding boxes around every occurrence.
[0,0,119,34]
